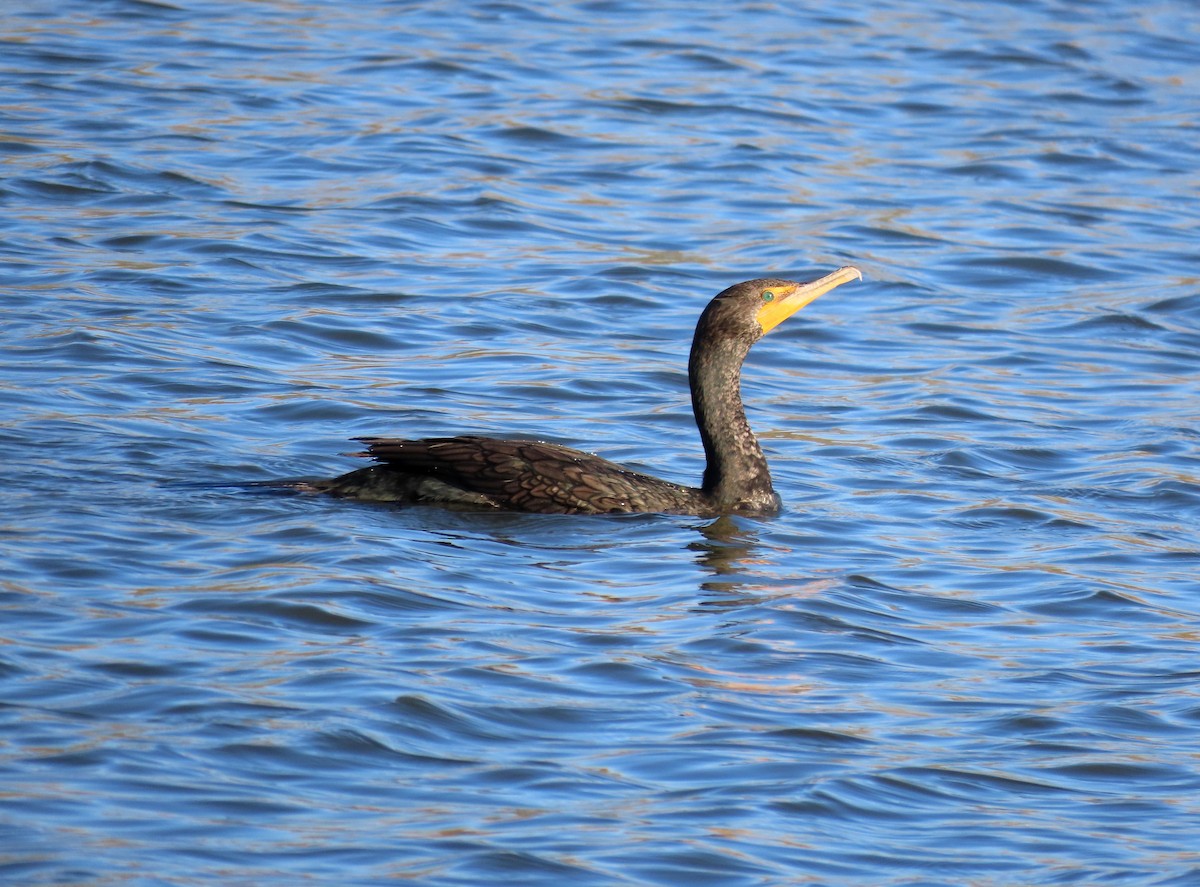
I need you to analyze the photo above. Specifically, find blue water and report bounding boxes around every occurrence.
[3,1,1200,883]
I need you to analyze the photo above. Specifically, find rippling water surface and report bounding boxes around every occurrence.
[3,1,1200,884]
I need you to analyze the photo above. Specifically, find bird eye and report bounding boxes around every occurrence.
[762,291,775,302]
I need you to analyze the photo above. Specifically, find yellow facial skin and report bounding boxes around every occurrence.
[756,266,862,334]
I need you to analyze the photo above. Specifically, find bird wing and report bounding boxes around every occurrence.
[355,435,691,514]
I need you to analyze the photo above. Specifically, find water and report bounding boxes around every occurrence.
[3,0,1200,883]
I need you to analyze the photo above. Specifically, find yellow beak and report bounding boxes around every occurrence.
[756,265,862,334]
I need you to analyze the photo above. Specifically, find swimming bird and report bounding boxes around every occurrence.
[288,266,861,515]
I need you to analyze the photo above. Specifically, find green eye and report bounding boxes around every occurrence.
[762,291,775,302]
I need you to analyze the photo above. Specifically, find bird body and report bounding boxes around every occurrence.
[307,436,708,514]
[290,267,861,516]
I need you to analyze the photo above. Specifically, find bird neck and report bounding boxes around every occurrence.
[688,323,775,509]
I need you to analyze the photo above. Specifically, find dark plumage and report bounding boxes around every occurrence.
[288,267,861,515]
